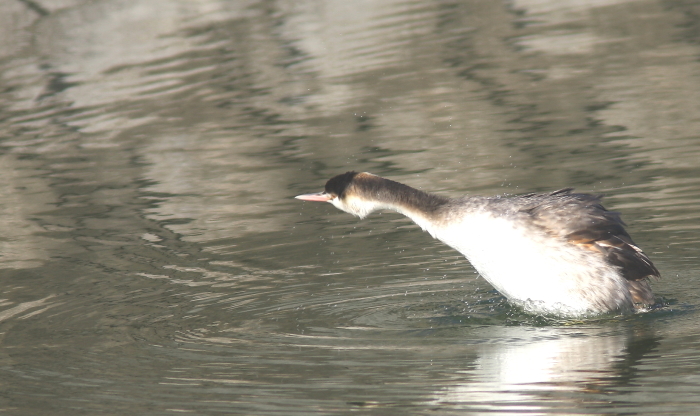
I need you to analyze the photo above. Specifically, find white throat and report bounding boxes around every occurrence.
[331,195,440,238]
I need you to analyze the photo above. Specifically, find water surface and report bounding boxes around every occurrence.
[1,0,700,414]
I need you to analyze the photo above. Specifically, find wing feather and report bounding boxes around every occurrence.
[522,189,659,281]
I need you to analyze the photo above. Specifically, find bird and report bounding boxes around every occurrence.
[295,171,660,317]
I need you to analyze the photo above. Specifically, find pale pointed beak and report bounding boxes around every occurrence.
[295,192,333,202]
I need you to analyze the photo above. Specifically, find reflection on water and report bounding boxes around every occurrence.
[436,324,660,412]
[1,0,700,414]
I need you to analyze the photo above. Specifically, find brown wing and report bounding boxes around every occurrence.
[522,189,660,281]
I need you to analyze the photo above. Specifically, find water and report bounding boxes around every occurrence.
[1,0,700,414]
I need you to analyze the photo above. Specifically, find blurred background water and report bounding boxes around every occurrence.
[1,0,700,414]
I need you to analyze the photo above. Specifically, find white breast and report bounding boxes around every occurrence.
[425,213,631,316]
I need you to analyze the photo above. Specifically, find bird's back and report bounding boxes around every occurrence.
[515,189,659,281]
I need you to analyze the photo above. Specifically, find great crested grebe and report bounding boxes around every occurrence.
[296,171,660,317]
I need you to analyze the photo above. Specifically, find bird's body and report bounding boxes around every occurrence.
[296,172,659,317]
